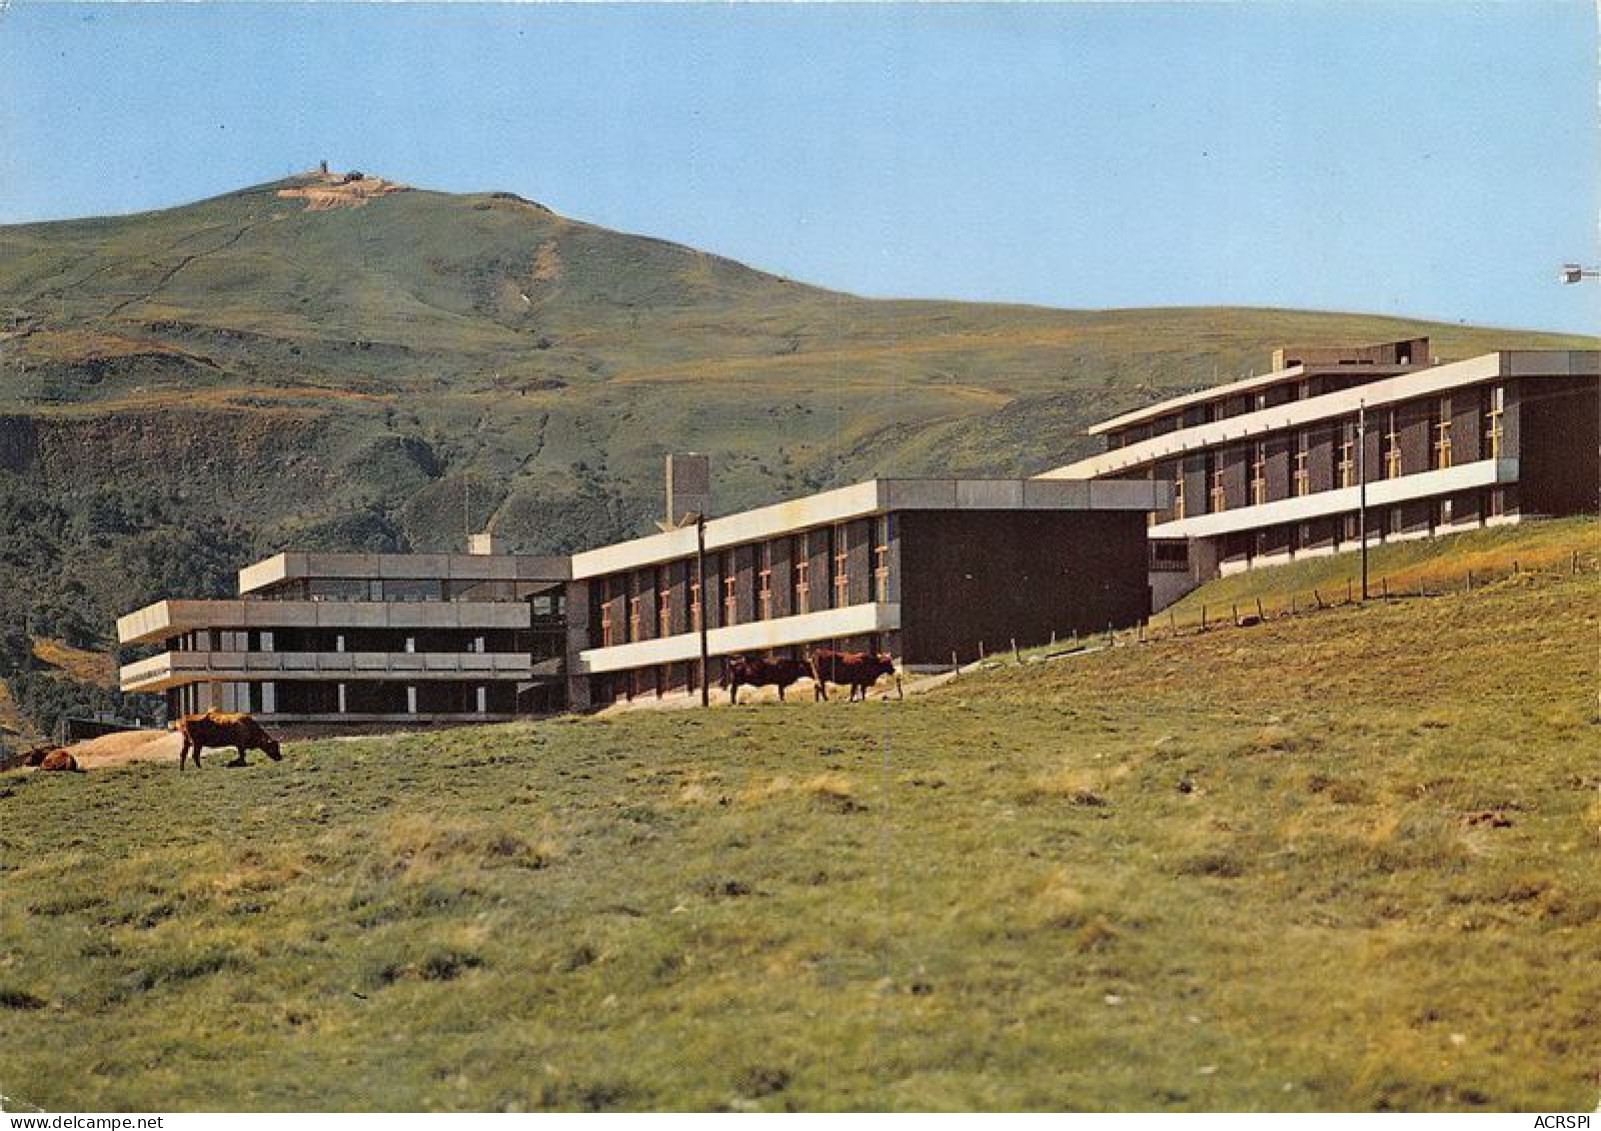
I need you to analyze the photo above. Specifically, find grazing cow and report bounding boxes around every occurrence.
[176,711,282,771]
[723,655,814,705]
[809,649,902,703]
[21,745,56,767]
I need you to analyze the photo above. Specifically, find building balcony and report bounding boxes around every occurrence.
[120,649,543,693]
[578,602,901,674]
[116,599,534,647]
[1147,458,1518,541]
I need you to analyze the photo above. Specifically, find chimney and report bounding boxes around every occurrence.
[468,532,505,556]
[665,453,711,527]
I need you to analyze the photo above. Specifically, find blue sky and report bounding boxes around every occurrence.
[2,2,1596,333]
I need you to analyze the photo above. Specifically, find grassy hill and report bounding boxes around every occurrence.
[0,168,1592,740]
[1,563,1596,1111]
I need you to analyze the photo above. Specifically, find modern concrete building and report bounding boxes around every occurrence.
[565,477,1166,708]
[118,547,569,725]
[118,476,1164,722]
[120,335,1594,724]
[1040,339,1599,606]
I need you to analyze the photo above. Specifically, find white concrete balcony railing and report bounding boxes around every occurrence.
[1146,459,1518,541]
[116,599,534,647]
[120,650,542,693]
[578,602,901,674]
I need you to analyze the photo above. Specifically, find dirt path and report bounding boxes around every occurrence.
[65,730,181,769]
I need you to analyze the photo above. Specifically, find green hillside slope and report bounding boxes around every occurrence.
[0,169,1591,739]
[1,569,1595,1110]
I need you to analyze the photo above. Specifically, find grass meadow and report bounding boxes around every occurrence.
[2,566,1597,1111]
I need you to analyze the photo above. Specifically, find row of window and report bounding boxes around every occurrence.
[597,517,893,648]
[1215,487,1514,563]
[254,578,564,611]
[1166,386,1505,519]
[1107,366,1410,449]
[172,679,511,717]
[166,628,551,656]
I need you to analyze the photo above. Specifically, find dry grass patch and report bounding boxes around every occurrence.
[382,816,560,874]
[737,772,863,811]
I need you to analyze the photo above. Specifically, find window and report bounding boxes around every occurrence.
[833,524,850,607]
[384,578,442,603]
[1336,423,1357,489]
[406,686,418,714]
[475,686,488,714]
[1209,458,1227,513]
[658,568,673,637]
[628,593,642,642]
[793,534,810,614]
[1384,409,1402,479]
[1250,442,1267,506]
[1150,540,1189,572]
[758,543,773,620]
[1172,471,1185,520]
[601,580,618,647]
[1293,434,1310,497]
[689,571,702,632]
[1484,385,1505,458]
[721,550,738,625]
[871,516,890,602]
[1433,406,1453,470]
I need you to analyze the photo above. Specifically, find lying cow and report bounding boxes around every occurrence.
[175,711,282,770]
[810,649,903,702]
[723,655,814,705]
[24,746,81,772]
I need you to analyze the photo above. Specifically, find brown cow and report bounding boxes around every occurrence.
[810,649,902,702]
[723,655,814,705]
[22,746,81,772]
[176,711,282,770]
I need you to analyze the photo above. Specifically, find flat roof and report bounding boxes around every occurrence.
[570,477,1167,579]
[238,551,570,595]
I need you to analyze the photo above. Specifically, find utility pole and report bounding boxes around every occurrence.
[696,513,710,707]
[1357,398,1369,601]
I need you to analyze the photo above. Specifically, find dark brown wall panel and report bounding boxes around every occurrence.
[1451,394,1483,463]
[1265,436,1292,502]
[1519,376,1600,516]
[897,511,1150,665]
